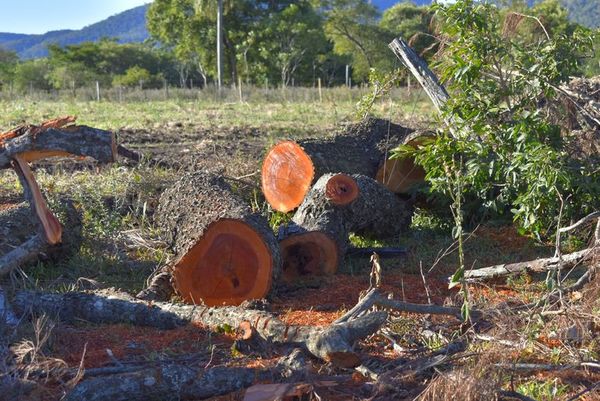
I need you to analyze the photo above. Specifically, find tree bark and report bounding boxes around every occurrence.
[0,125,117,169]
[155,172,281,306]
[291,173,412,254]
[261,117,414,212]
[278,174,412,281]
[13,290,387,368]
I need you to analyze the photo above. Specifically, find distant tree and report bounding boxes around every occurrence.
[380,2,436,59]
[322,0,393,82]
[13,59,52,91]
[0,48,18,90]
[47,40,178,88]
[112,66,164,88]
[257,2,328,86]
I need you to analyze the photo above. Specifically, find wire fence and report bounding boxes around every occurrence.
[0,82,419,104]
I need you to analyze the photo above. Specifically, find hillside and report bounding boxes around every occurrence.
[0,4,149,59]
[373,0,599,28]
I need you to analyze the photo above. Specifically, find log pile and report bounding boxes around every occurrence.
[261,117,425,212]
[143,127,412,300]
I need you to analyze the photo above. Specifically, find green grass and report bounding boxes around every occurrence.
[0,87,433,135]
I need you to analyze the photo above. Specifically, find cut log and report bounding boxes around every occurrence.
[156,172,281,306]
[279,229,339,282]
[278,174,412,280]
[376,131,433,195]
[261,118,414,212]
[13,289,388,368]
[0,125,117,169]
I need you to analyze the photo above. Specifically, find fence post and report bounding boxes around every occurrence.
[96,81,100,102]
[238,76,243,103]
[318,78,322,103]
[164,79,169,100]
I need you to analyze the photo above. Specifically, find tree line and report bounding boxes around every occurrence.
[0,0,597,93]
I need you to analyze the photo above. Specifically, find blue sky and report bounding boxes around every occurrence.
[0,0,150,34]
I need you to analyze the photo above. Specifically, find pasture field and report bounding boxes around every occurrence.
[0,89,598,401]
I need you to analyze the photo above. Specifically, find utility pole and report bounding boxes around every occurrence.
[217,0,223,90]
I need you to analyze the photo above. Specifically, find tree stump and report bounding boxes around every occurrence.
[261,118,414,212]
[156,172,281,306]
[280,174,413,280]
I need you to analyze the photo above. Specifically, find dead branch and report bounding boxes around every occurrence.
[462,246,600,280]
[12,290,387,368]
[335,288,477,324]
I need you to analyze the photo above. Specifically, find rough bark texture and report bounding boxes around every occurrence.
[155,172,281,306]
[262,117,414,212]
[13,290,387,368]
[64,349,308,401]
[136,267,175,302]
[0,125,117,169]
[290,173,413,255]
[463,246,600,280]
[64,365,265,401]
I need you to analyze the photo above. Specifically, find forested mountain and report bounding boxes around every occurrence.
[373,0,600,28]
[0,4,150,59]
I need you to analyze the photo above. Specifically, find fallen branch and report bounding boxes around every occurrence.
[335,288,476,324]
[462,246,600,280]
[0,125,116,169]
[13,290,387,368]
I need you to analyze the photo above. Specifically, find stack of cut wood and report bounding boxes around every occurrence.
[146,117,417,306]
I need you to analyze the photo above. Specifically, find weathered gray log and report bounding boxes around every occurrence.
[389,37,449,114]
[64,349,308,401]
[65,365,269,401]
[290,173,413,256]
[13,290,387,368]
[462,246,600,280]
[155,172,281,306]
[0,125,117,169]
[262,117,414,212]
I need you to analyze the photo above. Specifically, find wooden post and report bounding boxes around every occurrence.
[217,0,223,90]
[345,65,350,87]
[318,78,322,103]
[238,76,243,103]
[96,81,100,102]
[164,79,169,100]
[118,86,123,103]
[389,37,449,113]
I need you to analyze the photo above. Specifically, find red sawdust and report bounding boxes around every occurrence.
[272,273,454,326]
[52,323,233,368]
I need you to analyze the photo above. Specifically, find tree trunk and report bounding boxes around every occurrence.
[261,118,414,212]
[13,289,387,368]
[155,172,281,306]
[279,174,413,280]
